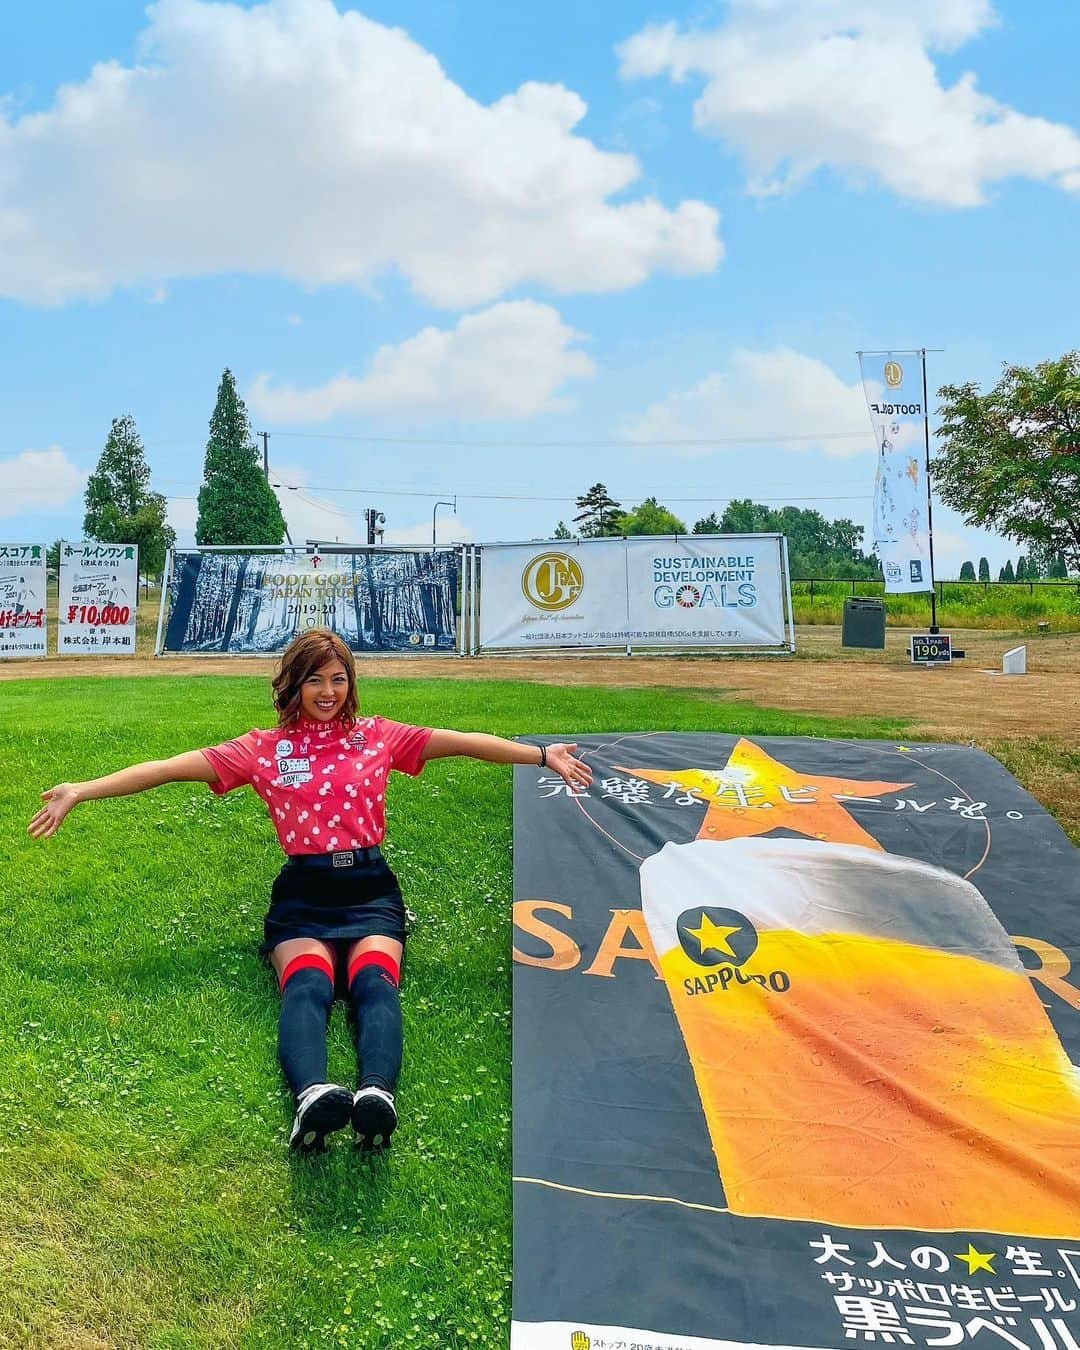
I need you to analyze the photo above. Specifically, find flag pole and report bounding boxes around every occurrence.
[920,347,939,633]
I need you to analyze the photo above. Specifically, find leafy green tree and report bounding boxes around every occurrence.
[552,520,573,540]
[83,414,175,576]
[1049,554,1069,579]
[1000,560,1015,582]
[692,512,722,534]
[959,560,976,581]
[713,499,880,579]
[978,556,990,582]
[572,483,622,538]
[935,353,1080,571]
[617,497,687,536]
[196,369,287,546]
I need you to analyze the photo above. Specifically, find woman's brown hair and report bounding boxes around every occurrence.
[272,629,359,728]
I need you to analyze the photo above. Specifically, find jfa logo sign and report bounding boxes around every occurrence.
[521,553,583,612]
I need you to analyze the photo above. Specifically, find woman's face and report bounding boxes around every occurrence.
[298,657,350,721]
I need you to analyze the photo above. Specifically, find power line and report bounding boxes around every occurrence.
[265,428,871,448]
[157,479,872,507]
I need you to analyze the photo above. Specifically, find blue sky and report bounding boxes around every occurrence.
[2,0,1078,571]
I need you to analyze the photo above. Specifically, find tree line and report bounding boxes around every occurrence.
[557,485,880,580]
[57,349,1077,584]
[50,369,285,579]
[958,555,1070,582]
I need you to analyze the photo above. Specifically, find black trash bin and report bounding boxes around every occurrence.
[842,596,886,649]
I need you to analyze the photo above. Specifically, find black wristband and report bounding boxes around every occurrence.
[538,745,547,768]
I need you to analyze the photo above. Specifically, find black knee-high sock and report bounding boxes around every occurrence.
[278,967,335,1098]
[348,965,403,1094]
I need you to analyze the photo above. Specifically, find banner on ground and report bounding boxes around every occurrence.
[159,548,459,654]
[0,543,47,658]
[58,542,138,654]
[859,352,934,594]
[512,734,1080,1350]
[479,535,790,651]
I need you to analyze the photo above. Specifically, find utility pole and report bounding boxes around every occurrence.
[365,509,386,545]
[262,433,292,545]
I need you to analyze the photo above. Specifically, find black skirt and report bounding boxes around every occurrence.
[259,847,408,959]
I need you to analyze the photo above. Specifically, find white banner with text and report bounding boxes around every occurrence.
[0,543,48,658]
[859,352,934,594]
[58,542,139,654]
[477,536,790,651]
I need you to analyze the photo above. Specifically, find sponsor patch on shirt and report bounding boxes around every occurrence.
[275,755,313,787]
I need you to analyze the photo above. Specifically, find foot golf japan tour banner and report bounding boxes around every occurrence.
[512,735,1080,1350]
[159,548,459,654]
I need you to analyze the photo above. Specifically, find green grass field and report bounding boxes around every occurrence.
[1,677,922,1348]
[792,579,1080,629]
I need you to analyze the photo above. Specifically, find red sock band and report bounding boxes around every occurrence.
[280,952,335,991]
[348,951,400,988]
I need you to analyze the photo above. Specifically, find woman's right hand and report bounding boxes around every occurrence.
[28,783,81,840]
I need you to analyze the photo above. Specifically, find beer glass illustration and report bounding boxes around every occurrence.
[640,837,1080,1236]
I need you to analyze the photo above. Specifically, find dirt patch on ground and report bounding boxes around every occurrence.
[4,626,1077,744]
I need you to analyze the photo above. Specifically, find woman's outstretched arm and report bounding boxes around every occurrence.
[28,750,219,841]
[423,731,593,792]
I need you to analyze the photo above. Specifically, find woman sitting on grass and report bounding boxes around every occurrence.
[28,628,591,1154]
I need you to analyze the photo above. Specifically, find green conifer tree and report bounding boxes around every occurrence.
[83,414,175,576]
[196,370,287,546]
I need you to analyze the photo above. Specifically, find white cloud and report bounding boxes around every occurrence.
[0,449,87,519]
[250,301,595,424]
[618,0,1080,206]
[622,347,873,456]
[384,517,473,548]
[1,0,721,307]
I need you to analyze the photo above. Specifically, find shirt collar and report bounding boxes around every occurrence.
[289,714,348,736]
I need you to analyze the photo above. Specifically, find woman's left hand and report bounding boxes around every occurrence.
[544,743,594,793]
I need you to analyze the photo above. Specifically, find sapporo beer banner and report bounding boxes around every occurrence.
[0,542,47,658]
[512,735,1080,1350]
[160,548,458,654]
[859,353,934,594]
[479,536,788,650]
[58,542,138,654]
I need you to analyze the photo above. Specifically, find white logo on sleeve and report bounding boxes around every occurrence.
[276,739,293,756]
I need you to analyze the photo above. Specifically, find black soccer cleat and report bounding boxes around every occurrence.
[289,1083,354,1153]
[351,1086,397,1152]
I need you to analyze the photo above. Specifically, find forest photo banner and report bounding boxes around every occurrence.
[159,548,459,654]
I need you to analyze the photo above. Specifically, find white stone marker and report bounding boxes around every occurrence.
[1002,646,1027,675]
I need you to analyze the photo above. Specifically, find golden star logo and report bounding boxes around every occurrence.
[686,913,743,960]
[955,1244,996,1275]
[617,739,912,851]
